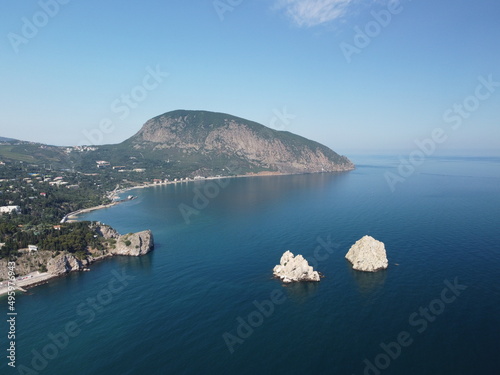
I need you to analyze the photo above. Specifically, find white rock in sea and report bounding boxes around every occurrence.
[345,235,388,272]
[273,250,320,283]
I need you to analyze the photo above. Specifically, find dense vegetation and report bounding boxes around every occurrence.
[0,221,104,259]
[0,163,113,259]
[0,168,109,223]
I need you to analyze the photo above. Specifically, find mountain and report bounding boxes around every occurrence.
[120,110,354,175]
[0,110,354,178]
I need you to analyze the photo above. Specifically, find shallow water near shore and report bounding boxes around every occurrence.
[1,156,500,374]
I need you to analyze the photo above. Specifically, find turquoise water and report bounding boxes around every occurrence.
[1,156,500,374]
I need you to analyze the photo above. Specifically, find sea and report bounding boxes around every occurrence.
[1,155,500,375]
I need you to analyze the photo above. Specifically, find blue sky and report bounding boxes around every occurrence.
[1,0,499,156]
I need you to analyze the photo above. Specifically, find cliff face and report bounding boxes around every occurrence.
[94,224,154,256]
[0,225,155,281]
[47,253,89,276]
[110,230,154,256]
[0,251,54,279]
[94,225,119,239]
[43,230,154,275]
[0,251,89,278]
[125,110,354,174]
[37,229,154,276]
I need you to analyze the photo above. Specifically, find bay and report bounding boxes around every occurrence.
[1,156,499,375]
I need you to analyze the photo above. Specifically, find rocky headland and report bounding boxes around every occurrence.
[0,224,154,281]
[94,224,154,257]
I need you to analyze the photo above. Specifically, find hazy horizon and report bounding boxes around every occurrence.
[1,1,499,156]
[1,114,498,158]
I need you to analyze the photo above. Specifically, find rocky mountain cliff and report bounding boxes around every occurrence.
[95,224,154,256]
[123,110,354,175]
[0,225,154,279]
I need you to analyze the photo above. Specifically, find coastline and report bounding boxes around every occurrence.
[71,169,354,220]
[0,271,58,298]
[62,202,120,223]
[1,169,352,297]
[65,172,287,221]
[0,250,145,298]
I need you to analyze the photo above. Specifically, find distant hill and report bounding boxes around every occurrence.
[0,140,74,168]
[0,110,354,177]
[0,136,18,143]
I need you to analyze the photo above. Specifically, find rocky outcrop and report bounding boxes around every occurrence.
[92,223,154,256]
[0,251,54,280]
[47,253,89,276]
[345,236,388,272]
[273,250,320,283]
[94,224,119,239]
[109,230,154,256]
[0,226,155,282]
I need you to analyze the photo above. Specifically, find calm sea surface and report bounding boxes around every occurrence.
[1,156,500,375]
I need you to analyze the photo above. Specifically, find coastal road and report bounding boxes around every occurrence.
[0,272,54,297]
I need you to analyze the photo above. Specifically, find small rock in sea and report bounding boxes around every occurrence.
[345,235,388,272]
[273,250,320,283]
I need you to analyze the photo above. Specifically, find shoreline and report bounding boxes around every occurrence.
[0,272,58,298]
[0,251,138,298]
[65,173,285,220]
[69,169,353,220]
[1,169,352,297]
[63,202,120,222]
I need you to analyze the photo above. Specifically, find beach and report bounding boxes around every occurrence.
[62,202,120,223]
